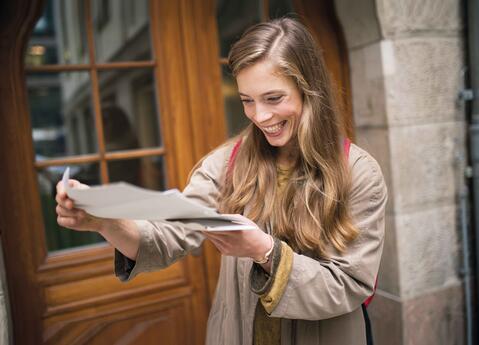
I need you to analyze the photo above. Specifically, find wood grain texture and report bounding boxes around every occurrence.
[0,0,48,342]
[84,0,109,183]
[26,61,156,72]
[150,0,196,189]
[43,264,186,315]
[177,0,229,305]
[44,288,194,344]
[179,0,228,159]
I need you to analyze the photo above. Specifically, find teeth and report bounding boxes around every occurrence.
[263,121,285,134]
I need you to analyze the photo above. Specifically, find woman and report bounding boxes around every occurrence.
[56,18,387,345]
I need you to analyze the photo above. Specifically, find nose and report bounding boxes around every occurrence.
[254,104,273,123]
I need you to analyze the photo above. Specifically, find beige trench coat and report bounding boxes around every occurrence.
[115,142,388,345]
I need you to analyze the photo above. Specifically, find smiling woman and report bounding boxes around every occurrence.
[237,60,303,160]
[56,17,387,345]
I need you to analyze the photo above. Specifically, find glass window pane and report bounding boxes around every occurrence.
[92,0,153,63]
[108,156,167,190]
[269,0,295,19]
[27,71,98,159]
[26,0,89,66]
[216,0,262,58]
[38,163,104,252]
[221,65,249,137]
[99,68,161,151]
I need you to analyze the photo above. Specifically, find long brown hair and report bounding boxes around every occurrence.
[218,18,358,257]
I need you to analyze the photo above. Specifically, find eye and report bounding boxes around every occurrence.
[240,98,253,105]
[266,95,283,103]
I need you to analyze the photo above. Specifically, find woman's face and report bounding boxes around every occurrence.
[236,60,303,153]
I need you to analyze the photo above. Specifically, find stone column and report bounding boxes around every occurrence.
[0,240,12,344]
[335,0,466,344]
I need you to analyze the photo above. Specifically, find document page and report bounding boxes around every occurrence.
[62,168,255,231]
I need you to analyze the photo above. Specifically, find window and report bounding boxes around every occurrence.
[26,0,165,252]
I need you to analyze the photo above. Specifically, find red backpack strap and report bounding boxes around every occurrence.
[343,137,351,158]
[363,279,378,308]
[226,137,243,178]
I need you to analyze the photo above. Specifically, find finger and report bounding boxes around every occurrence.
[55,194,74,209]
[55,192,65,204]
[202,231,233,240]
[209,230,249,238]
[57,216,77,228]
[56,179,85,196]
[67,179,80,188]
[202,232,230,247]
[57,211,92,228]
[56,204,80,217]
[56,180,65,195]
[224,214,258,227]
[68,179,90,190]
[55,191,68,204]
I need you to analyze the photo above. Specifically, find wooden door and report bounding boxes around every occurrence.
[0,0,224,344]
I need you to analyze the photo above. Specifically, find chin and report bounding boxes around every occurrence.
[265,137,290,148]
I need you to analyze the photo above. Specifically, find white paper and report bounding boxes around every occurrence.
[61,168,255,231]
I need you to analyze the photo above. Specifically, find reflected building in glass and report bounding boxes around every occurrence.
[25,0,164,251]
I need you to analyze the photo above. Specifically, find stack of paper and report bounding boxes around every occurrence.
[62,168,255,231]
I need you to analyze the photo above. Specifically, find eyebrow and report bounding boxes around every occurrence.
[239,90,285,97]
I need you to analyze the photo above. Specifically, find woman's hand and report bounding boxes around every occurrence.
[55,179,104,232]
[201,214,273,270]
[55,179,141,260]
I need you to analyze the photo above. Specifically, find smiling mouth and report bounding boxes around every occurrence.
[262,120,287,134]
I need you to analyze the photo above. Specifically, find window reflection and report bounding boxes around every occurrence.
[269,0,294,19]
[26,0,154,66]
[38,163,104,252]
[99,69,161,151]
[216,0,262,58]
[26,0,89,66]
[26,0,59,66]
[27,71,98,159]
[108,156,167,191]
[93,0,152,62]
[221,65,250,137]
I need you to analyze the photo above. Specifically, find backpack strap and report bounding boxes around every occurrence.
[363,279,377,308]
[343,137,351,158]
[226,137,243,178]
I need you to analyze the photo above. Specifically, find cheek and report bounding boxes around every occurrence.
[277,103,301,120]
[243,106,255,120]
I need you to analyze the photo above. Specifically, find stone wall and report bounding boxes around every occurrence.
[0,238,12,345]
[335,0,466,344]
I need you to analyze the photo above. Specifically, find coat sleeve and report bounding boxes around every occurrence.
[251,145,388,320]
[115,144,233,282]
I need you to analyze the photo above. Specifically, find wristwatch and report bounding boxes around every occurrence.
[253,235,274,264]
